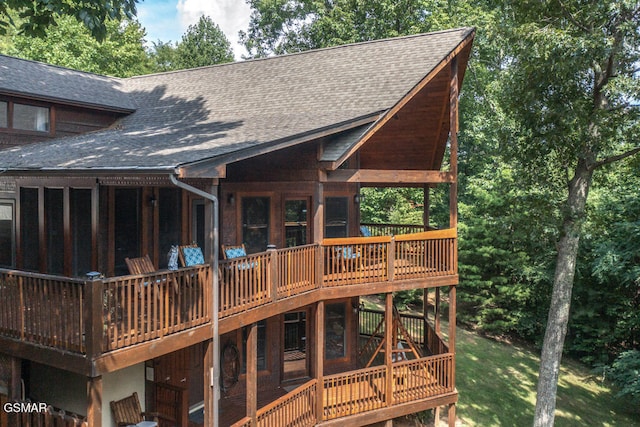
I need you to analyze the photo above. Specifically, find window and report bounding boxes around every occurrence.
[0,101,7,128]
[325,197,348,238]
[325,303,347,360]
[45,189,64,275]
[21,188,40,271]
[0,201,15,267]
[71,189,93,276]
[242,197,270,254]
[0,101,50,132]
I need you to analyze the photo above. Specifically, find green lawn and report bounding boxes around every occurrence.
[455,327,639,426]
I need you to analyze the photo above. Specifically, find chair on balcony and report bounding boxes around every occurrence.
[178,244,205,267]
[110,392,159,427]
[125,255,156,275]
[221,244,258,269]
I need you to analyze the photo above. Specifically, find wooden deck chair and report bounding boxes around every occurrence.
[178,244,206,267]
[110,392,159,427]
[125,255,156,275]
[222,244,259,269]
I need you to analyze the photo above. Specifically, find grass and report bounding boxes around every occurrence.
[455,326,639,426]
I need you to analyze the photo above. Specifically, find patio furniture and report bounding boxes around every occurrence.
[178,244,205,267]
[110,392,159,427]
[125,255,156,275]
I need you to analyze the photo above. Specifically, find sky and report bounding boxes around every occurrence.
[137,0,253,59]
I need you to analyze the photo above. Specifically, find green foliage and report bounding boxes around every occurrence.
[148,40,180,73]
[604,350,640,405]
[174,15,234,69]
[2,15,151,77]
[0,0,138,41]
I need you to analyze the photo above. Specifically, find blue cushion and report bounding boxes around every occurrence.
[360,225,372,237]
[182,246,205,266]
[225,247,247,259]
[339,246,360,259]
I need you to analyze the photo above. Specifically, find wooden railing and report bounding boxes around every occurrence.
[392,353,454,404]
[275,244,317,298]
[0,228,456,355]
[322,236,390,286]
[0,270,86,353]
[8,404,87,427]
[256,379,317,427]
[102,265,211,351]
[219,252,270,317]
[394,229,457,280]
[323,365,387,420]
[361,223,428,236]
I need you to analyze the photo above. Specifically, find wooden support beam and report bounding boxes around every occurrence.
[448,403,457,427]
[449,56,459,229]
[203,339,214,427]
[315,301,325,422]
[9,356,21,400]
[385,293,393,408]
[87,376,102,427]
[247,322,258,423]
[435,287,441,335]
[325,169,455,184]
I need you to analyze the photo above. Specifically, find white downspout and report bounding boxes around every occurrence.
[169,174,219,427]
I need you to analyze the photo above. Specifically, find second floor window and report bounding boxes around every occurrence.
[0,100,50,133]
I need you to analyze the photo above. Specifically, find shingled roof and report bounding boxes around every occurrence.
[0,27,474,175]
[0,55,135,112]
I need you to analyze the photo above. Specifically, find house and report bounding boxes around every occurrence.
[0,27,474,427]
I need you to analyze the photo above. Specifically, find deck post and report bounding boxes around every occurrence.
[385,293,393,407]
[423,287,429,352]
[268,246,278,301]
[86,375,102,427]
[448,402,457,427]
[315,300,325,422]
[435,287,441,335]
[85,277,104,359]
[9,356,21,400]
[313,181,324,288]
[247,322,258,423]
[204,339,213,427]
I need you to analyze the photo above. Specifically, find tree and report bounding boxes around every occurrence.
[148,40,179,73]
[174,15,234,69]
[0,0,138,41]
[501,2,640,425]
[2,15,151,77]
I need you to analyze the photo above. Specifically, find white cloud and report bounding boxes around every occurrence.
[176,0,252,59]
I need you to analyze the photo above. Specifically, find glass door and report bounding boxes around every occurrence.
[284,199,309,248]
[242,197,270,254]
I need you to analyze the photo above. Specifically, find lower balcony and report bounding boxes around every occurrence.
[0,228,457,373]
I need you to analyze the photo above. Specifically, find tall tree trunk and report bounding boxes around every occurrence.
[533,157,594,426]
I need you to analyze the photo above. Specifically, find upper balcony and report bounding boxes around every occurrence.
[0,227,457,374]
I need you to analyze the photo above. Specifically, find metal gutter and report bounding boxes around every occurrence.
[169,174,220,427]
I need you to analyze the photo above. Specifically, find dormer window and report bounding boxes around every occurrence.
[0,100,50,133]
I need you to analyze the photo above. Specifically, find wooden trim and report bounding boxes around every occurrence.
[247,322,258,423]
[180,115,380,178]
[324,169,455,184]
[38,187,45,272]
[63,187,71,276]
[92,324,212,376]
[393,228,456,241]
[0,335,90,375]
[322,33,475,170]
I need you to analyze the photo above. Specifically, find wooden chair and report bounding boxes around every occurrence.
[110,392,159,427]
[178,244,205,267]
[221,243,248,260]
[125,255,156,275]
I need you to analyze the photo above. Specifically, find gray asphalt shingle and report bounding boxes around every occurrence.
[0,28,474,172]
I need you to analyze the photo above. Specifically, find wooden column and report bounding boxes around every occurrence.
[87,376,102,427]
[423,287,429,352]
[315,301,325,422]
[449,56,459,229]
[384,293,393,407]
[435,287,441,335]
[313,180,325,288]
[203,181,219,264]
[449,403,457,427]
[423,185,430,229]
[9,356,21,400]
[449,286,457,357]
[247,322,258,423]
[63,187,72,276]
[91,184,99,271]
[203,339,214,427]
[85,277,104,360]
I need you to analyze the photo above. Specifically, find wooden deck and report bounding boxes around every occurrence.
[228,353,454,427]
[0,229,457,366]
